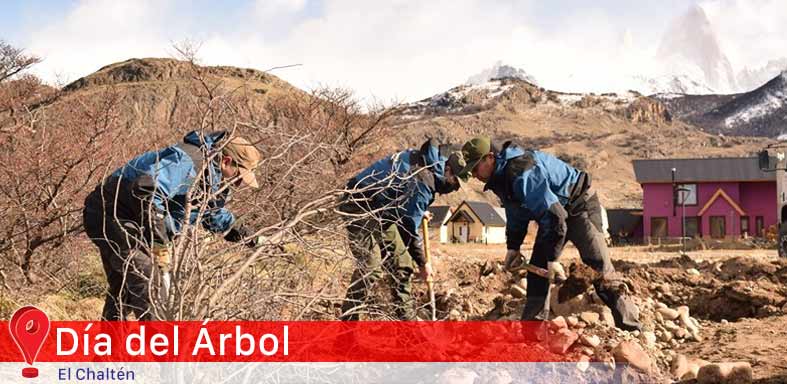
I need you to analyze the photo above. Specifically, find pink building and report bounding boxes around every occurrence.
[633,157,776,240]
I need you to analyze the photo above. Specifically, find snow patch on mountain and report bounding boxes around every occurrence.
[633,73,716,95]
[724,72,787,127]
[466,61,538,86]
[401,79,516,117]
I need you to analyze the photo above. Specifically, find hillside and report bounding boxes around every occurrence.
[391,78,769,209]
[41,58,303,138]
[29,58,771,209]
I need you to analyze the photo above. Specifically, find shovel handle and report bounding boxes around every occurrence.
[511,263,550,279]
[422,217,437,320]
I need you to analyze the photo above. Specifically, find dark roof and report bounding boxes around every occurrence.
[462,201,506,226]
[427,206,452,227]
[450,210,476,223]
[633,157,774,183]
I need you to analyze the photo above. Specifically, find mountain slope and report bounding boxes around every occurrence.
[48,58,303,136]
[657,72,787,137]
[394,78,767,209]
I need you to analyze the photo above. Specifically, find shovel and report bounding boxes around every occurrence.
[420,217,437,321]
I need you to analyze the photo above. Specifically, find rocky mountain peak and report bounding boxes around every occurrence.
[466,61,538,86]
[655,5,737,94]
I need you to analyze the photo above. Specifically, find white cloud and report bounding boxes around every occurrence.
[18,0,787,100]
[701,0,787,70]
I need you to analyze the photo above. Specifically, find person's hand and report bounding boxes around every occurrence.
[417,261,434,282]
[248,235,267,249]
[548,261,567,284]
[423,211,434,222]
[151,244,172,269]
[504,249,523,270]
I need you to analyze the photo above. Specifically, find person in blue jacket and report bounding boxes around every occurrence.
[339,139,464,320]
[82,130,262,320]
[458,136,640,331]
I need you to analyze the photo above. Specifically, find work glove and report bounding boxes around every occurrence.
[416,261,434,282]
[504,249,524,271]
[249,235,267,249]
[548,261,567,284]
[151,243,172,270]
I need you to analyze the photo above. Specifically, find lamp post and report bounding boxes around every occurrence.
[673,167,689,253]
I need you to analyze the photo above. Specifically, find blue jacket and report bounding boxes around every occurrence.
[348,141,448,265]
[484,143,581,261]
[111,131,235,243]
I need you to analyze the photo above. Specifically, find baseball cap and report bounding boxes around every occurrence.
[458,136,492,179]
[222,136,261,188]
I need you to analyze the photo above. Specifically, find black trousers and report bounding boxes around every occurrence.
[521,193,641,331]
[83,189,153,321]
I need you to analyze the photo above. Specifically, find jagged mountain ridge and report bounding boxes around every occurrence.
[657,71,787,137]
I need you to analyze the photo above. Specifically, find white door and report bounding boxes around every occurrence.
[457,223,468,243]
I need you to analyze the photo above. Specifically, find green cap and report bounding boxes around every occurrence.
[458,136,492,179]
[445,151,468,181]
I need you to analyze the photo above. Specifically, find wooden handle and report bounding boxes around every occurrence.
[421,217,433,283]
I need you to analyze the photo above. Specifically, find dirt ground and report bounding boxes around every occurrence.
[428,242,787,383]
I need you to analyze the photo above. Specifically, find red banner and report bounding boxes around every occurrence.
[1,321,567,363]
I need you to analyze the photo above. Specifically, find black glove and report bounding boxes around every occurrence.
[224,225,258,248]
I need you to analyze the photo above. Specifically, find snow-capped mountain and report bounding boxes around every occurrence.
[737,58,787,92]
[633,74,716,95]
[655,5,737,94]
[629,5,741,95]
[466,61,538,86]
[657,71,787,137]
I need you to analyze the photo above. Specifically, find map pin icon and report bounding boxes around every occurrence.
[9,306,50,378]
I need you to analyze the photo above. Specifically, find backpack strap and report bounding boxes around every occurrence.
[503,150,536,202]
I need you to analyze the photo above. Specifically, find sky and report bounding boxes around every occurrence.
[1,0,786,102]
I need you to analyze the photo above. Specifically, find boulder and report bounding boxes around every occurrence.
[600,307,616,328]
[548,328,579,355]
[671,354,710,380]
[510,285,526,299]
[486,370,513,384]
[658,307,680,320]
[437,368,479,384]
[577,355,590,372]
[697,362,752,384]
[579,311,600,325]
[579,334,601,348]
[640,331,657,348]
[549,316,568,330]
[612,341,652,373]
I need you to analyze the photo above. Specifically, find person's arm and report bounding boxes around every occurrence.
[513,166,567,263]
[399,181,433,267]
[504,200,530,251]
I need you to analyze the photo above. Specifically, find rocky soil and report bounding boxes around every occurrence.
[423,244,787,383]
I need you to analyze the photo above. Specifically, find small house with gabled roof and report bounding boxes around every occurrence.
[446,201,507,244]
[426,205,453,243]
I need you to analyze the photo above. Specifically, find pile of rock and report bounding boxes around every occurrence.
[672,355,752,383]
[485,259,757,382]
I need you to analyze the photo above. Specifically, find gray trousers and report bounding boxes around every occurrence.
[521,193,641,331]
[340,217,415,321]
[83,192,154,321]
